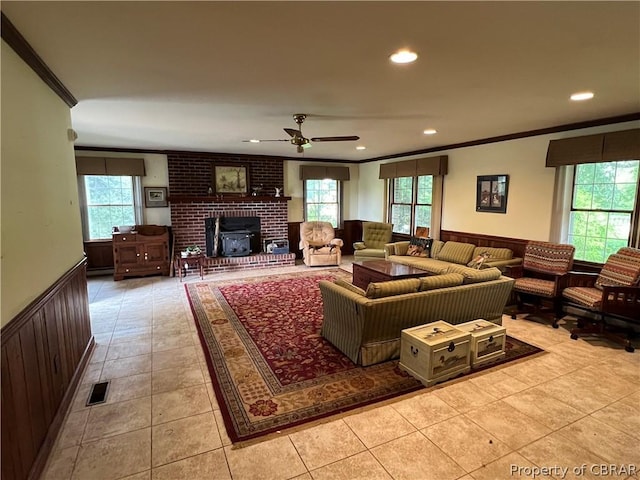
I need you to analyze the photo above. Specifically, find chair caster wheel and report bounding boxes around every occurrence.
[625,345,635,353]
[552,322,559,329]
[570,333,578,340]
[511,314,517,320]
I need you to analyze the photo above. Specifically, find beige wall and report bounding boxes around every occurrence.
[357,120,640,241]
[284,160,360,223]
[1,42,84,326]
[75,151,172,226]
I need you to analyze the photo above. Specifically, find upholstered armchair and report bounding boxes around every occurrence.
[353,222,393,261]
[299,221,343,266]
[507,240,575,328]
[563,247,640,352]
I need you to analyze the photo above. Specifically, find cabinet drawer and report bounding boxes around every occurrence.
[113,233,137,243]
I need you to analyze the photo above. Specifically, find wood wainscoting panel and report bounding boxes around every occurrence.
[1,259,94,480]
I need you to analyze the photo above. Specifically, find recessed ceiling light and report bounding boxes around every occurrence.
[249,139,260,143]
[570,91,594,101]
[356,145,366,150]
[423,129,437,135]
[390,49,418,64]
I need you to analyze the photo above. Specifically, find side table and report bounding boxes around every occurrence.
[174,254,205,281]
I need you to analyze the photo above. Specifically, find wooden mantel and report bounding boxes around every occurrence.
[169,195,291,204]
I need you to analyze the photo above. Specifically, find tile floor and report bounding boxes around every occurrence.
[41,258,640,480]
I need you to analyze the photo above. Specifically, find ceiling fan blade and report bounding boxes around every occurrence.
[284,128,301,138]
[242,139,288,142]
[310,136,360,142]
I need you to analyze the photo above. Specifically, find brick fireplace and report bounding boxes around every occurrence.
[168,152,297,273]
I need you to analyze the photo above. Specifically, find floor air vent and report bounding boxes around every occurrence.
[86,381,109,406]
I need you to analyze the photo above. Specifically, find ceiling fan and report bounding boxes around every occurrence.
[243,113,360,153]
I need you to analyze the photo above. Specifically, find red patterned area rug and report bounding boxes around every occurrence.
[186,268,543,444]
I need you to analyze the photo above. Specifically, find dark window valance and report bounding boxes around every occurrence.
[545,128,640,167]
[378,155,448,179]
[76,156,146,176]
[299,165,350,181]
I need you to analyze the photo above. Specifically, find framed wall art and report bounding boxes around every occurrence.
[476,174,509,213]
[213,164,249,195]
[144,187,168,208]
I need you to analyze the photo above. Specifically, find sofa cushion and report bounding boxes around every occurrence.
[334,279,366,296]
[446,265,502,284]
[419,273,464,291]
[436,241,476,265]
[430,240,445,258]
[365,278,421,299]
[471,246,513,261]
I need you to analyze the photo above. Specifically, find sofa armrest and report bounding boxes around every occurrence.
[330,238,344,248]
[504,264,523,278]
[483,257,523,270]
[384,241,410,256]
[601,285,640,320]
[566,271,598,288]
[353,241,366,250]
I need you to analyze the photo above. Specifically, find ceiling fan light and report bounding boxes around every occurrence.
[249,139,260,143]
[390,49,418,64]
[570,91,594,101]
[356,145,366,150]
[423,129,437,135]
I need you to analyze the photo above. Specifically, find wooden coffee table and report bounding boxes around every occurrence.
[352,259,430,290]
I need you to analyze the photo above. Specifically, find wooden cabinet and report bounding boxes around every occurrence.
[113,226,170,281]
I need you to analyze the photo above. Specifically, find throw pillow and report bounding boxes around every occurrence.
[467,251,492,269]
[407,236,433,257]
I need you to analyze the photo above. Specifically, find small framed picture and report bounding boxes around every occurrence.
[144,187,168,208]
[476,175,509,213]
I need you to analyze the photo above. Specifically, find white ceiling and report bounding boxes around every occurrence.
[2,1,639,161]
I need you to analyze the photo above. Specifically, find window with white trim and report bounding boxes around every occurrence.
[389,175,433,235]
[78,175,142,240]
[568,160,639,262]
[304,179,341,227]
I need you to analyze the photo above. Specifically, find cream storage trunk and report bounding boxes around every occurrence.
[400,321,471,386]
[457,319,506,367]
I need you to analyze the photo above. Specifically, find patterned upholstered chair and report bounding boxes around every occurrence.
[563,247,640,352]
[508,240,575,328]
[353,222,393,261]
[299,221,343,267]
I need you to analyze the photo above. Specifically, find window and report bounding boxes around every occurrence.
[79,175,141,240]
[304,179,341,227]
[568,160,639,263]
[389,175,433,234]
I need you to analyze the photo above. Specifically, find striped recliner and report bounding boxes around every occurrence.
[510,240,575,328]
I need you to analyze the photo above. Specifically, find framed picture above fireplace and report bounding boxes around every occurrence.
[213,164,249,195]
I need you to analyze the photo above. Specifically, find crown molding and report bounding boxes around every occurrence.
[1,12,77,107]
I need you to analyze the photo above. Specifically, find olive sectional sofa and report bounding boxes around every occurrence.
[318,266,515,366]
[385,240,522,274]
